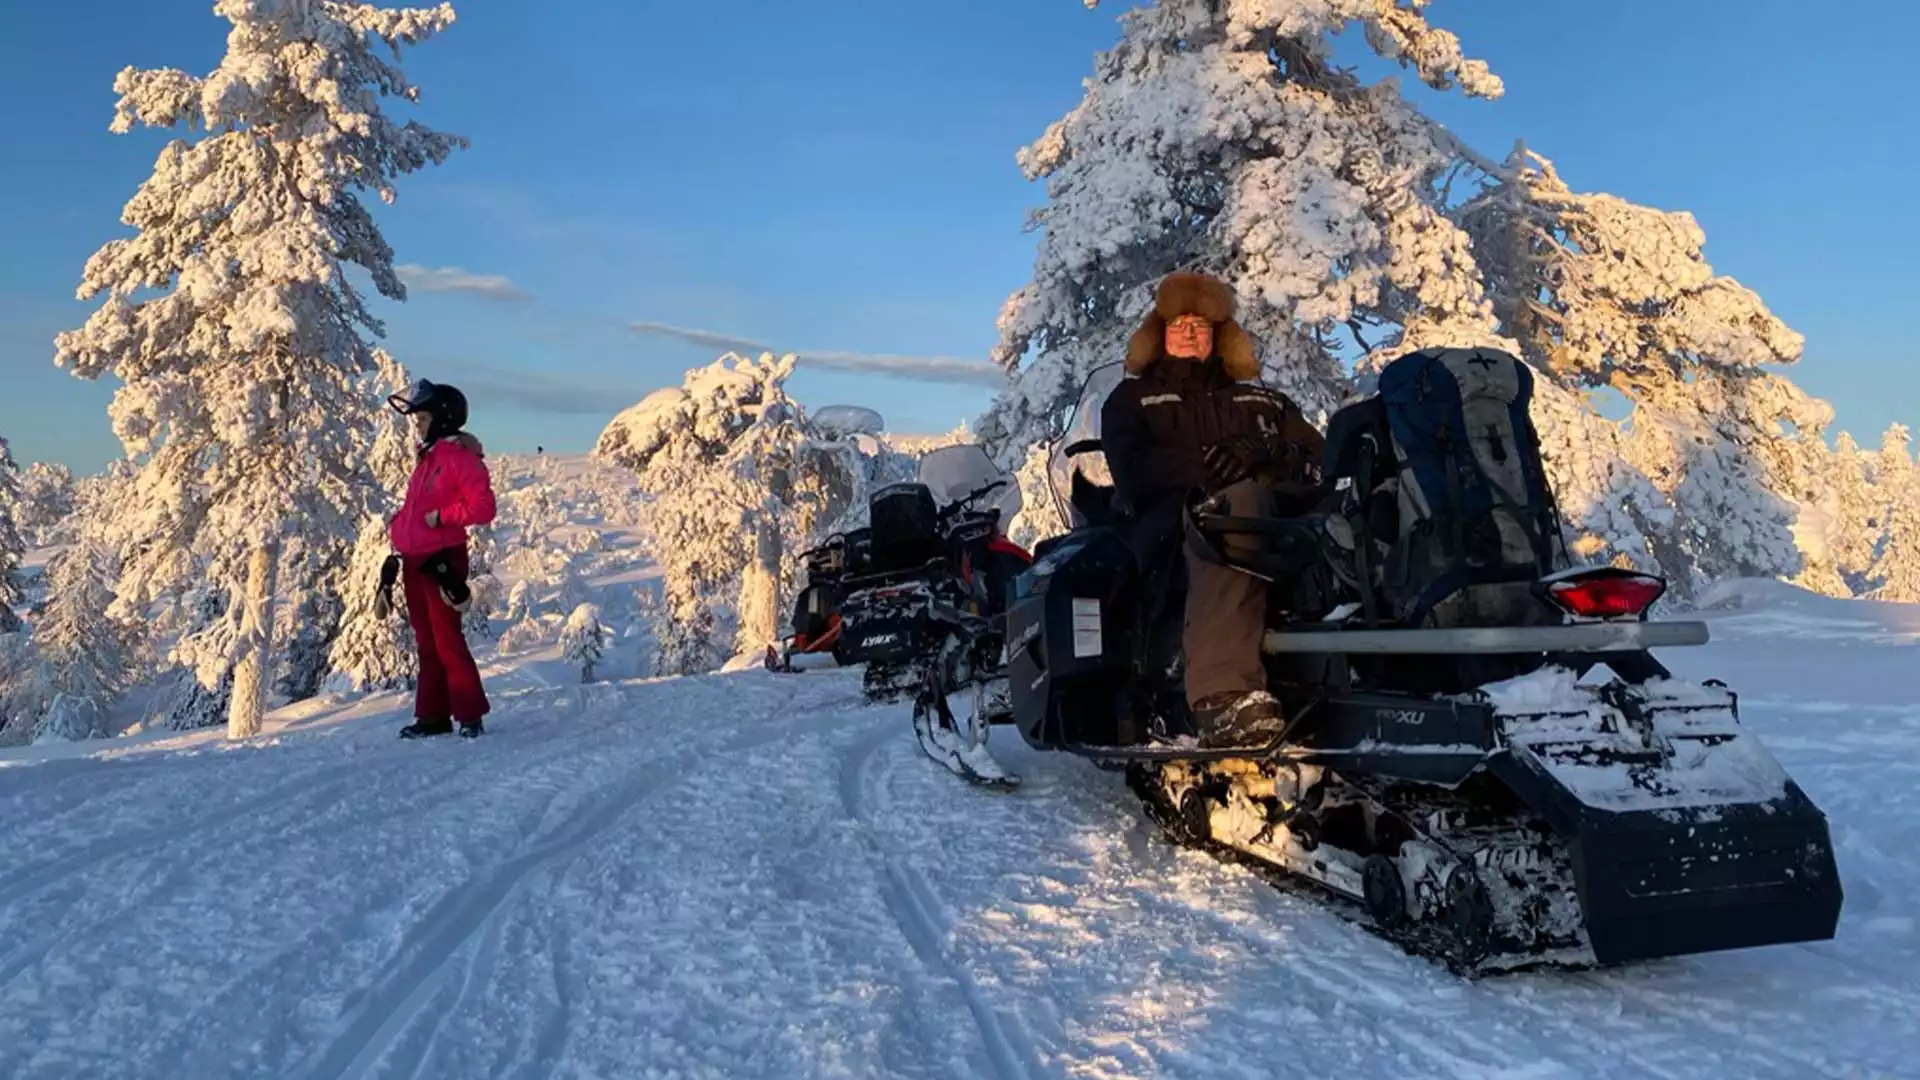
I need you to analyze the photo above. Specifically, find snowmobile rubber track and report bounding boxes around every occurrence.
[1125,763,1593,977]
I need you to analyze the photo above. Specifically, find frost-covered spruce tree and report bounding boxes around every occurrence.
[1457,145,1812,594]
[319,351,420,689]
[1826,432,1878,591]
[1870,425,1919,601]
[54,1,464,739]
[325,516,414,692]
[560,603,605,683]
[462,571,499,640]
[0,438,23,633]
[504,578,538,624]
[981,0,1507,474]
[28,540,138,742]
[366,350,420,499]
[0,633,39,746]
[596,352,854,675]
[16,463,77,548]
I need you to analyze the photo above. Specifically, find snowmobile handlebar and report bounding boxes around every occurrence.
[938,479,1008,522]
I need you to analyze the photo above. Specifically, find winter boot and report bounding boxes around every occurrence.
[401,716,454,739]
[457,718,485,739]
[1193,691,1286,750]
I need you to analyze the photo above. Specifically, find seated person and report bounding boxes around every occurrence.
[1100,273,1326,748]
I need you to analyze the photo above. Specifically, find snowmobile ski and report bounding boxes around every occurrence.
[912,674,1019,790]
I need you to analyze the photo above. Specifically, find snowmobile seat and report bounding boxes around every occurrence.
[868,482,942,572]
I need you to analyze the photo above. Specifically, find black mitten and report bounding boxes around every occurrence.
[374,554,401,618]
[1203,433,1274,489]
[425,551,471,610]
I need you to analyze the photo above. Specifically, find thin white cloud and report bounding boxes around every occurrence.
[629,321,1004,388]
[421,359,647,416]
[396,264,532,302]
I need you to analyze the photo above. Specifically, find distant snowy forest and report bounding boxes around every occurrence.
[1,0,1914,746]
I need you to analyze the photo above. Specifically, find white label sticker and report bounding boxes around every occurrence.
[1071,598,1102,658]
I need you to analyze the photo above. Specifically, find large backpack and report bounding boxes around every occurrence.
[1370,347,1567,626]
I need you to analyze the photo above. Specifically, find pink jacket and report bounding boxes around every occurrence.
[389,434,498,557]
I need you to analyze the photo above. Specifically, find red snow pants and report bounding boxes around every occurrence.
[403,547,490,723]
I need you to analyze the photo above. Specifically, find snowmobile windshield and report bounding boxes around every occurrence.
[811,404,885,439]
[1046,363,1122,527]
[916,444,1021,522]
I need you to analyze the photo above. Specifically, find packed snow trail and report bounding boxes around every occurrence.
[1,582,1915,1079]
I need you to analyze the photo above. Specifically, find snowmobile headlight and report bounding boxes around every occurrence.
[1539,567,1666,621]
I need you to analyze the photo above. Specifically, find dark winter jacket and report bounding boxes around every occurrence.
[1100,356,1324,518]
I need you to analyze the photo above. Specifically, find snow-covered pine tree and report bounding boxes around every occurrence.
[1827,432,1878,591]
[980,0,1508,483]
[25,542,139,743]
[0,437,24,632]
[596,353,854,675]
[0,632,38,746]
[1870,425,1919,601]
[276,536,352,702]
[16,462,77,547]
[28,540,139,736]
[1527,379,1671,573]
[315,351,420,693]
[54,1,465,739]
[324,517,415,693]
[559,602,605,683]
[366,350,420,499]
[462,571,499,640]
[505,578,539,624]
[498,614,550,655]
[1457,145,1811,595]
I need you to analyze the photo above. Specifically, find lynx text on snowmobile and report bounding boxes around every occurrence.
[1001,350,1843,974]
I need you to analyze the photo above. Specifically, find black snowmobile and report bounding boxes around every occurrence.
[1002,348,1843,974]
[778,446,1034,786]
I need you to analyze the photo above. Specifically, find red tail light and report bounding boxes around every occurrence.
[1541,568,1667,620]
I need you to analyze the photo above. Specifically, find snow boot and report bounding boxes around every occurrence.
[401,716,454,739]
[457,718,485,739]
[1193,691,1286,750]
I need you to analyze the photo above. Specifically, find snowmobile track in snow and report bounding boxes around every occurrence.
[0,758,371,911]
[297,721,801,1080]
[839,719,1042,1080]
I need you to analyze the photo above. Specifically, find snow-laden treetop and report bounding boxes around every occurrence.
[593,352,799,475]
[985,0,1508,458]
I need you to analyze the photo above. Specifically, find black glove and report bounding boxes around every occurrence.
[424,551,471,611]
[1204,432,1283,489]
[373,554,402,619]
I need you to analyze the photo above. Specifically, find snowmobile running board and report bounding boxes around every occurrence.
[1261,620,1709,656]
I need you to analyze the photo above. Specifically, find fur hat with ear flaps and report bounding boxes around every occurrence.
[1124,272,1258,380]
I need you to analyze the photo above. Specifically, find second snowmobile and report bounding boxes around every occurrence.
[774,446,1033,785]
[998,349,1843,974]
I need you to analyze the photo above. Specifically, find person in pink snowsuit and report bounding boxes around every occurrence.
[385,379,498,738]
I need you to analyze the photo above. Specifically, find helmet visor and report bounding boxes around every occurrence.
[387,379,436,415]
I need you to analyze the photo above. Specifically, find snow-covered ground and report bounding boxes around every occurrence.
[1,581,1914,1079]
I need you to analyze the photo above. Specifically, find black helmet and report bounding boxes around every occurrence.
[388,379,468,439]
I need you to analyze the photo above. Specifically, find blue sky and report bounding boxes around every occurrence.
[2,1,1915,472]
